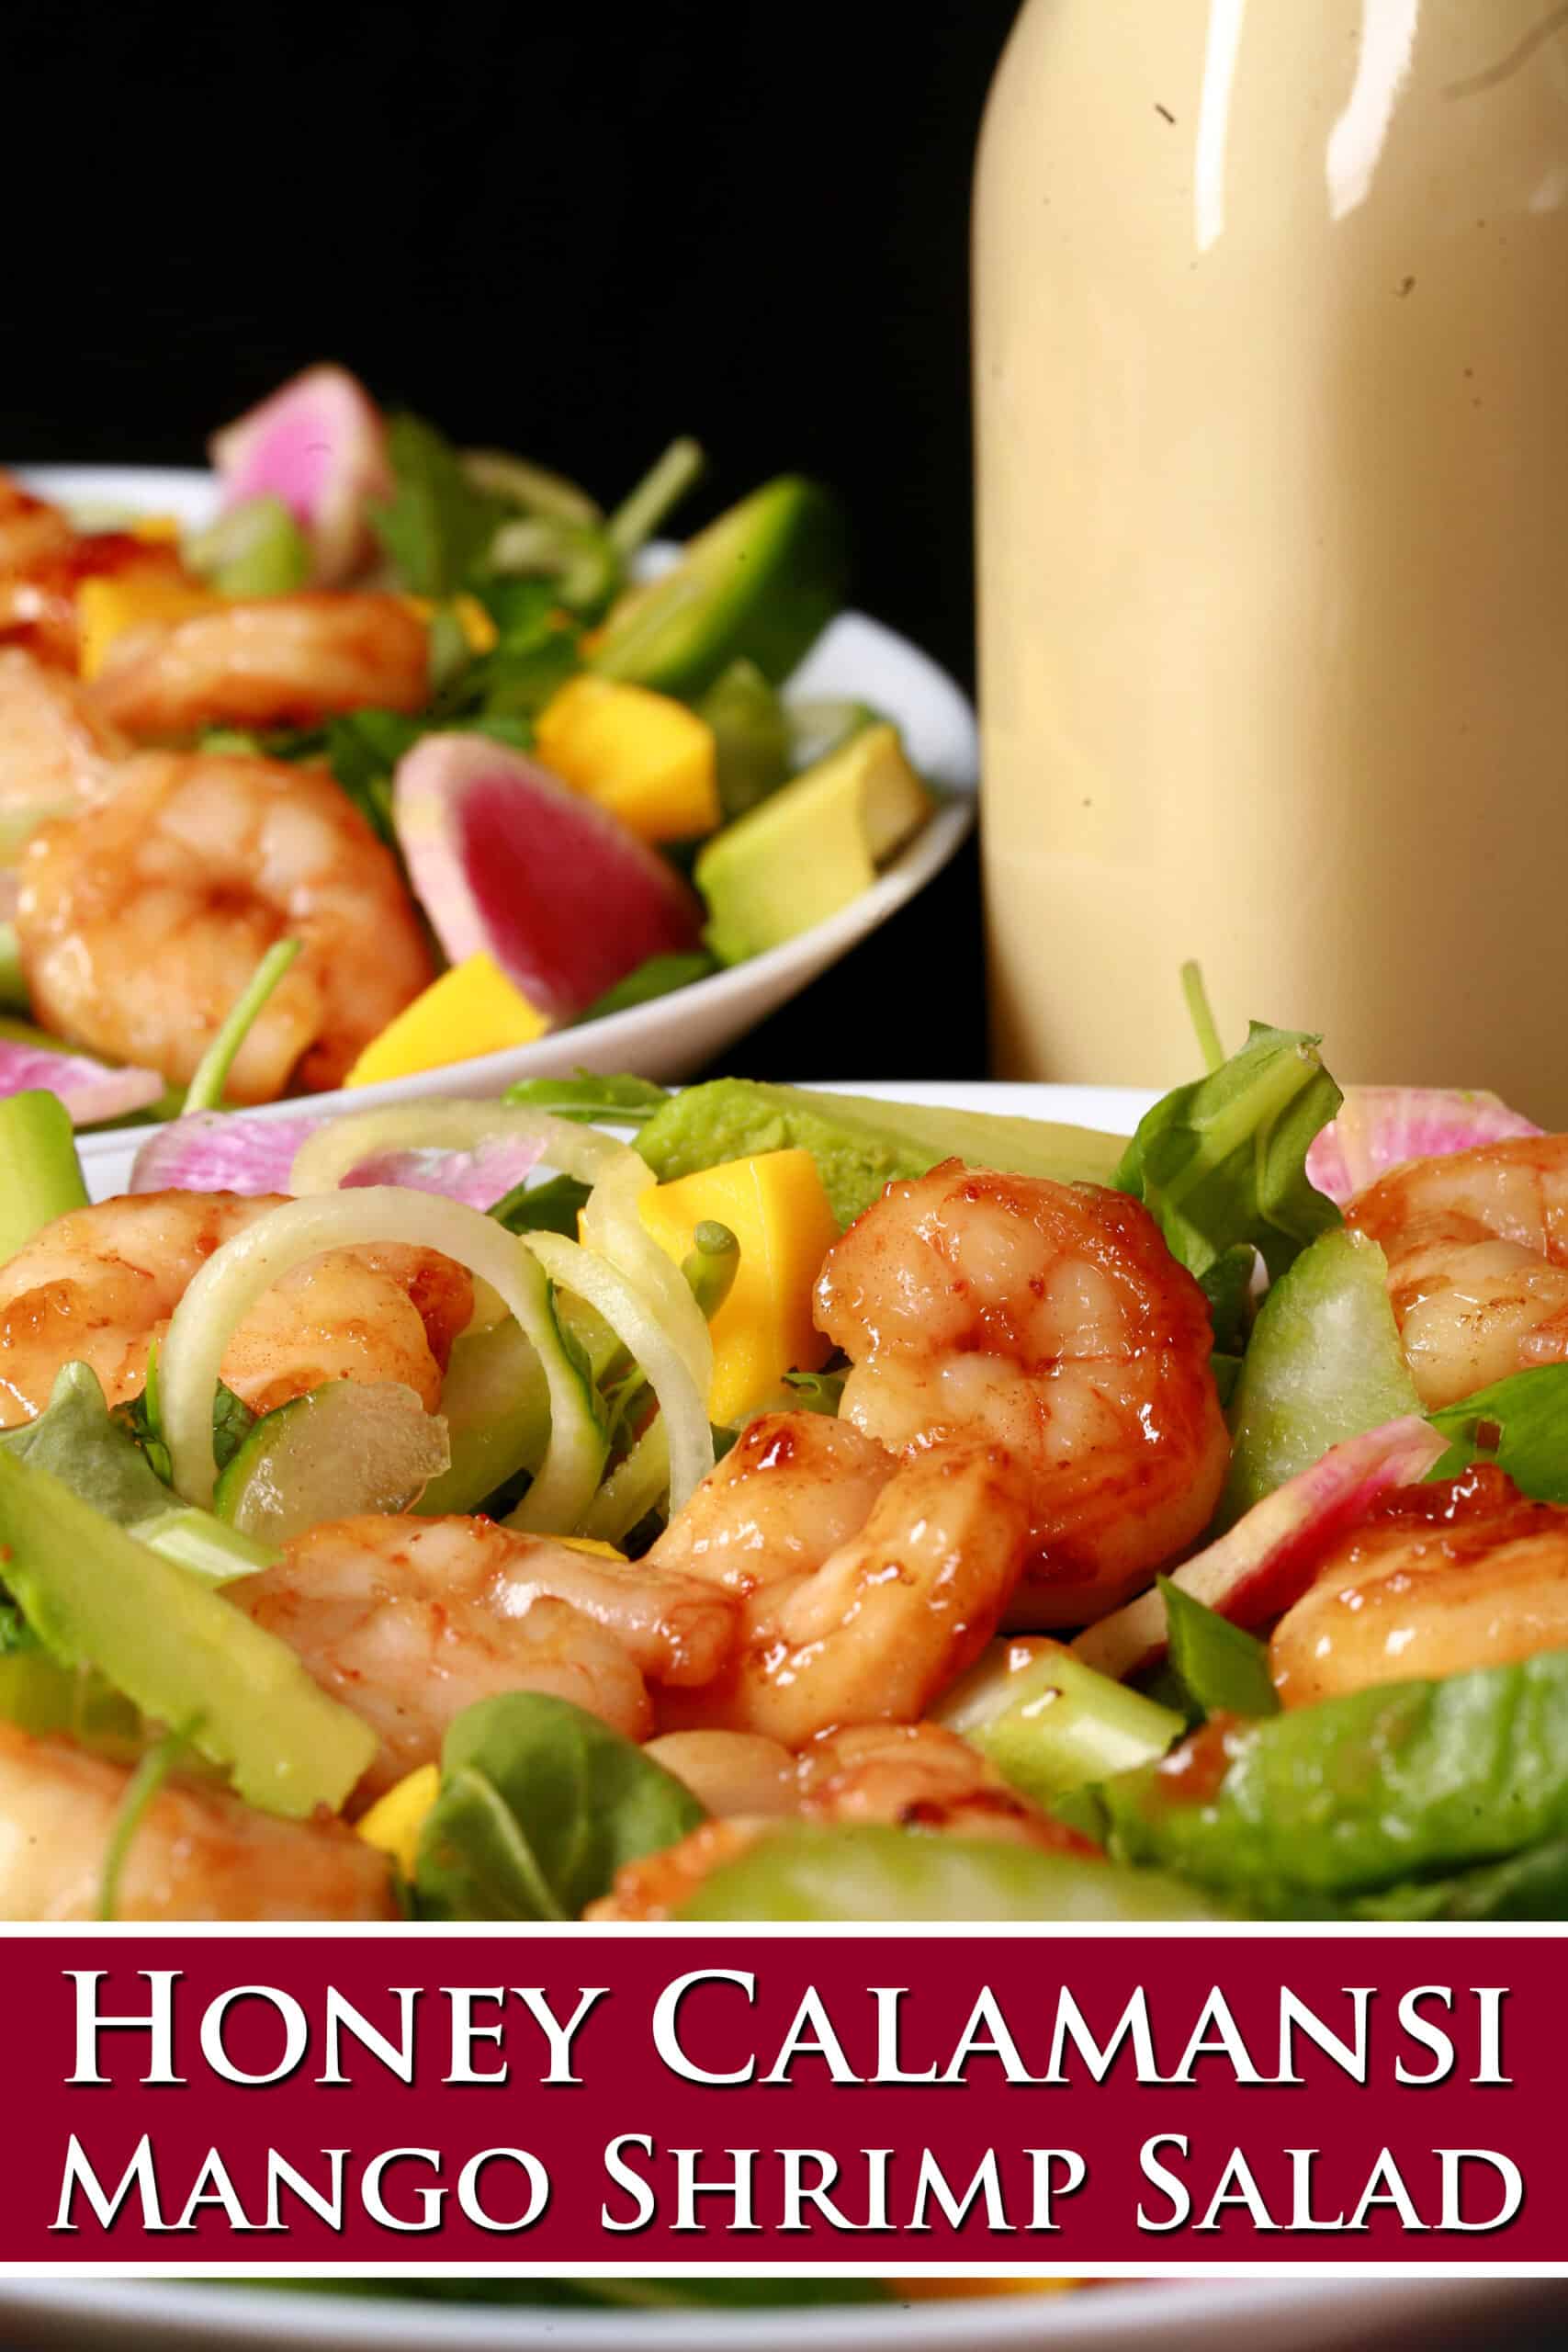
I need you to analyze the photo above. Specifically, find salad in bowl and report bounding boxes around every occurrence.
[0,366,968,1128]
[0,984,1561,1925]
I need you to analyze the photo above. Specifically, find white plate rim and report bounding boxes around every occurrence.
[13,464,977,1150]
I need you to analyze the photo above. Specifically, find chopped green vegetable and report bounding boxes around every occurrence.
[214,1380,451,1544]
[0,1445,376,1816]
[1427,1366,1568,1498]
[637,1079,1123,1229]
[182,939,302,1116]
[1114,1023,1342,1286]
[489,1170,593,1238]
[459,448,603,527]
[185,494,309,597]
[130,1507,274,1585]
[605,436,705,560]
[698,660,792,819]
[1,1363,172,1528]
[413,1692,705,1920]
[1222,1227,1421,1521]
[415,1322,548,1518]
[369,412,503,596]
[1353,1839,1568,1921]
[1078,1648,1568,1903]
[0,1091,88,1261]
[681,1220,739,1322]
[1179,958,1227,1076]
[938,1641,1185,1803]
[576,953,717,1025]
[504,1072,670,1127]
[679,1823,1227,1922]
[1159,1578,1280,1720]
[0,1651,140,1745]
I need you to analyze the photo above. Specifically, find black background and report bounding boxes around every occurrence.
[3,0,1023,1083]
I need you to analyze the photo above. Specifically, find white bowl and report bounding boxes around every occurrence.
[0,2275,1545,2352]
[13,465,978,1169]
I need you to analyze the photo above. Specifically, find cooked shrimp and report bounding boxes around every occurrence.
[592,1724,1090,1921]
[1270,1463,1568,1708]
[231,1514,716,1797]
[0,473,74,603]
[815,1161,1230,1626]
[0,1191,471,1427]
[92,592,429,735]
[0,1725,395,1921]
[652,1414,1032,1747]
[0,649,126,838]
[16,750,434,1098]
[1348,1135,1568,1409]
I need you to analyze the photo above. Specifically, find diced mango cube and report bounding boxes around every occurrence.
[76,570,221,680]
[536,674,720,843]
[355,1761,440,1878]
[637,1148,840,1425]
[344,951,550,1089]
[559,1536,630,1563]
[131,514,183,544]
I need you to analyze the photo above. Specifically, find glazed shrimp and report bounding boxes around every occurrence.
[16,750,435,1098]
[815,1161,1230,1626]
[0,1191,472,1426]
[1348,1135,1568,1409]
[592,1724,1089,1921]
[0,650,126,841]
[0,1726,395,1921]
[1269,1463,1568,1708]
[651,1414,1033,1747]
[0,477,196,669]
[231,1515,739,1798]
[92,592,429,735]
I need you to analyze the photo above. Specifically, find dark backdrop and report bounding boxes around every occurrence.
[3,1,1022,1080]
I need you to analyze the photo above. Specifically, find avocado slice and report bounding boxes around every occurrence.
[637,1079,1125,1228]
[589,476,847,699]
[695,722,932,966]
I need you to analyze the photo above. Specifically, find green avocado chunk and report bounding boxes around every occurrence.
[589,476,848,699]
[1077,1648,1568,1904]
[637,1079,1125,1228]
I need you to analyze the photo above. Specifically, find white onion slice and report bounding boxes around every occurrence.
[524,1232,713,1516]
[159,1187,589,1515]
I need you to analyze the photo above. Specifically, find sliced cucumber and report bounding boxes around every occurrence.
[416,1322,549,1517]
[214,1380,452,1545]
[699,659,791,819]
[590,477,848,699]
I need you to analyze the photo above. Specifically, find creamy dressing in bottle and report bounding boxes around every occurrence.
[975,0,1568,1118]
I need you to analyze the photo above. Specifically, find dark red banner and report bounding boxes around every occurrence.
[4,1930,1562,2267]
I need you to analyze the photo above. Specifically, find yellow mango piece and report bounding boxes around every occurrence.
[401,593,499,654]
[356,1762,441,1878]
[559,1536,630,1563]
[76,571,220,680]
[536,674,720,843]
[131,514,182,544]
[344,952,550,1089]
[637,1148,840,1425]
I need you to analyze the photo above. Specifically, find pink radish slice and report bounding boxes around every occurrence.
[0,1042,163,1129]
[209,365,391,587]
[1306,1085,1542,1207]
[393,734,703,1023]
[1070,1415,1448,1685]
[130,1110,544,1209]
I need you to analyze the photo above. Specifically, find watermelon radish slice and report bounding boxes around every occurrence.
[1305,1084,1541,1206]
[1070,1415,1448,1686]
[392,734,703,1023]
[0,1037,164,1128]
[130,1108,543,1208]
[209,366,391,587]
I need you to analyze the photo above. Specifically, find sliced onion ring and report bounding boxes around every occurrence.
[524,1232,713,1517]
[159,1187,593,1519]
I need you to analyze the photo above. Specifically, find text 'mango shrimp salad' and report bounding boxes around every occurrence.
[0,365,931,1117]
[0,998,1563,1926]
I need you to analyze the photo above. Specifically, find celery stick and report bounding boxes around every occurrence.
[0,1091,88,1261]
[131,1507,276,1585]
[607,436,705,559]
[183,938,301,1114]
[0,1446,376,1816]
[939,1641,1185,1804]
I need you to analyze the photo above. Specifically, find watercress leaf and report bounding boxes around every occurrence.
[577,953,717,1026]
[1427,1366,1568,1499]
[211,1384,258,1476]
[412,1691,705,1921]
[1200,1243,1258,1358]
[6,1363,174,1527]
[1158,1576,1280,1722]
[489,1170,592,1238]
[369,412,505,596]
[503,1072,670,1127]
[1115,1022,1342,1283]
